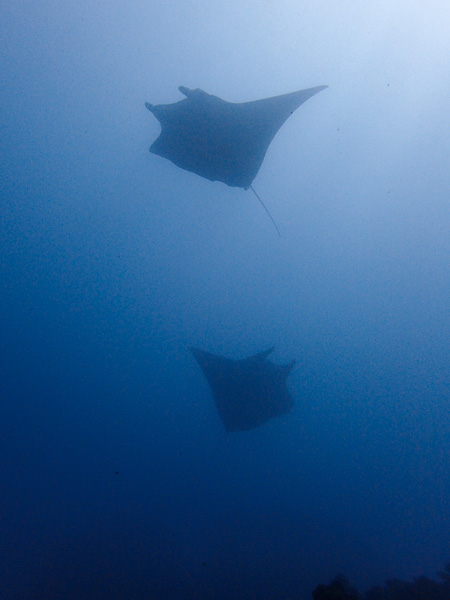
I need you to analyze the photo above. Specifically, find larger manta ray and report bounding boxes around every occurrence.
[145,85,327,234]
[145,85,328,190]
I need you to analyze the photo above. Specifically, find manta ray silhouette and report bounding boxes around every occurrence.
[191,346,296,432]
[145,85,327,233]
[145,85,327,189]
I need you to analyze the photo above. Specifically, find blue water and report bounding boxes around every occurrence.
[1,3,449,599]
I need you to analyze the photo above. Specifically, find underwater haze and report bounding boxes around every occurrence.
[1,2,449,599]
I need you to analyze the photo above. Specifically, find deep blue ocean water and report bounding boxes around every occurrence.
[1,3,449,598]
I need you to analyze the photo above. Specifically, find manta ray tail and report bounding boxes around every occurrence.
[250,185,281,237]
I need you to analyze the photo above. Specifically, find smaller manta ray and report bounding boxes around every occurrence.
[191,346,296,432]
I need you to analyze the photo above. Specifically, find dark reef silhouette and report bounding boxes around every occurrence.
[313,574,360,599]
[313,562,450,600]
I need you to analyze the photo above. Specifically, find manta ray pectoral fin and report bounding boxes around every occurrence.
[178,86,193,97]
[254,346,275,362]
[284,360,296,375]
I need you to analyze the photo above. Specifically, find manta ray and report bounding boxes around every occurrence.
[191,346,296,432]
[145,85,327,233]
